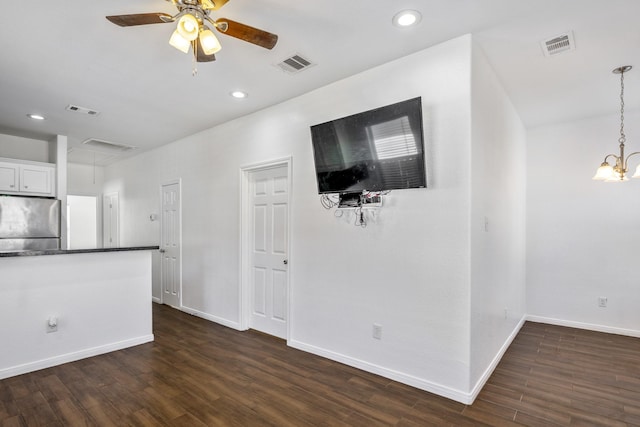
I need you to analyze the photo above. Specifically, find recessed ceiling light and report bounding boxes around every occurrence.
[27,113,45,120]
[392,10,422,27]
[230,91,248,99]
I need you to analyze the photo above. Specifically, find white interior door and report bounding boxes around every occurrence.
[161,182,181,308]
[248,165,289,339]
[103,193,119,248]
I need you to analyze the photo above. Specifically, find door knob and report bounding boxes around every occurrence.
[283,259,288,265]
[159,249,166,253]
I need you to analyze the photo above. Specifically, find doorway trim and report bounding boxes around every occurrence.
[239,156,293,341]
[103,192,119,248]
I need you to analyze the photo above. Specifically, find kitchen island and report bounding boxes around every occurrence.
[0,246,158,379]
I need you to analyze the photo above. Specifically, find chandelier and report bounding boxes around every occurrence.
[593,66,640,182]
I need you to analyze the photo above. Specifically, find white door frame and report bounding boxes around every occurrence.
[239,156,292,340]
[103,192,119,248]
[160,179,183,307]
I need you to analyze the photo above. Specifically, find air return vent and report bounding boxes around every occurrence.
[81,138,136,153]
[540,31,576,57]
[275,54,314,74]
[66,104,100,116]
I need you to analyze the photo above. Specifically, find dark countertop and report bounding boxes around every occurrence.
[0,246,160,258]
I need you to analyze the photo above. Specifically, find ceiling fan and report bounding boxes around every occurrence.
[106,0,278,64]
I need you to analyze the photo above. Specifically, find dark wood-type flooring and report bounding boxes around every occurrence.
[2,304,640,426]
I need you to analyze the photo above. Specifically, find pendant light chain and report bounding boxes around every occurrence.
[592,65,640,182]
[619,70,626,145]
[192,40,198,76]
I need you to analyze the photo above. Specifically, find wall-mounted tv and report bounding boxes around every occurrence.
[310,97,426,194]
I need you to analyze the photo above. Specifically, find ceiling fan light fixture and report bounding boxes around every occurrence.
[169,30,190,53]
[106,2,279,72]
[177,13,199,41]
[199,27,222,55]
[201,0,216,9]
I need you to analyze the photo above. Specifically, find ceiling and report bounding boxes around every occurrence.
[0,0,638,165]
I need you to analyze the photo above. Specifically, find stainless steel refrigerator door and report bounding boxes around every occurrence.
[0,196,61,238]
[0,238,60,251]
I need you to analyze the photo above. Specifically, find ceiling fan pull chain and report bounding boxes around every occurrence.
[192,40,198,76]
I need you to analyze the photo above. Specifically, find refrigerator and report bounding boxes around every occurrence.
[0,196,61,251]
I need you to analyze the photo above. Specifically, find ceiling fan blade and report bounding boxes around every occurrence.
[196,39,217,62]
[106,13,173,27]
[215,18,278,50]
[201,0,229,11]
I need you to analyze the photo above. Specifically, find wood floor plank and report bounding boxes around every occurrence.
[127,408,171,427]
[50,398,92,426]
[19,402,60,426]
[0,415,24,427]
[84,401,125,427]
[34,375,73,404]
[2,307,640,426]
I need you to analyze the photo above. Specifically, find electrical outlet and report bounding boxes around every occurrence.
[372,323,382,340]
[47,316,58,333]
[598,297,607,308]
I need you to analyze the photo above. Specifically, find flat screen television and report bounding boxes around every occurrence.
[310,97,426,194]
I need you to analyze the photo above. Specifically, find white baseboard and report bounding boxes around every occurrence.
[179,305,243,331]
[467,316,526,404]
[290,316,527,405]
[525,315,640,338]
[152,296,161,304]
[0,334,154,380]
[289,339,473,404]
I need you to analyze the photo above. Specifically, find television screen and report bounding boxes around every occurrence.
[310,97,426,194]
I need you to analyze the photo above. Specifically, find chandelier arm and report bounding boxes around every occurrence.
[624,151,640,167]
[603,154,621,163]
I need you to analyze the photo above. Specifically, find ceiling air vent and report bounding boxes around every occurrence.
[66,104,100,116]
[540,31,576,57]
[275,54,314,74]
[81,138,136,153]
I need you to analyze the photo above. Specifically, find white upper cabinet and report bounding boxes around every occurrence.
[21,164,52,194]
[0,159,55,197]
[0,163,18,192]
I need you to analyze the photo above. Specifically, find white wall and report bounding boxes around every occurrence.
[104,35,476,401]
[0,134,50,162]
[103,34,531,403]
[527,111,640,336]
[67,162,105,196]
[0,251,153,379]
[288,37,474,399]
[469,43,527,394]
[103,151,165,301]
